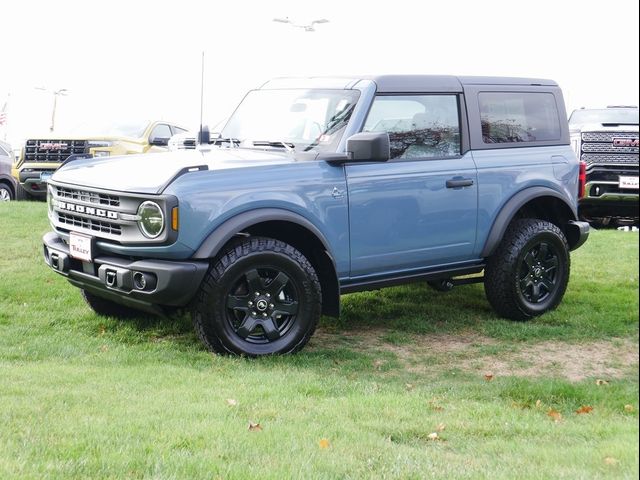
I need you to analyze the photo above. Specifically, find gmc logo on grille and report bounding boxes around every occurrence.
[613,138,639,147]
[57,201,119,220]
[39,142,69,151]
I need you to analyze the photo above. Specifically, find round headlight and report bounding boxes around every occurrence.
[137,201,164,238]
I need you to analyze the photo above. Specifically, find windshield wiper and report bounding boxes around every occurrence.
[210,137,241,147]
[250,140,295,152]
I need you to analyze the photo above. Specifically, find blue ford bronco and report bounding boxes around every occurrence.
[43,75,590,356]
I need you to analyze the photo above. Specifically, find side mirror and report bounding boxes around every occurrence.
[149,137,169,147]
[346,132,390,162]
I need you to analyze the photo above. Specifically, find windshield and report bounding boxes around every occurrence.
[68,121,150,138]
[221,89,360,153]
[569,108,639,126]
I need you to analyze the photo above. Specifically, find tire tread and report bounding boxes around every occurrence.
[192,237,321,355]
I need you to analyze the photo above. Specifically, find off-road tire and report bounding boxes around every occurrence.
[82,290,141,319]
[15,184,31,201]
[192,237,322,356]
[484,219,570,321]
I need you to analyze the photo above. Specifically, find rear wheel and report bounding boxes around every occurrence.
[484,219,570,321]
[193,237,321,356]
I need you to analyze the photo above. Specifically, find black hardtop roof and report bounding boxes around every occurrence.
[262,75,558,93]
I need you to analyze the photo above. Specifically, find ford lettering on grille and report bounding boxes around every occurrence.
[57,201,119,220]
[613,138,639,147]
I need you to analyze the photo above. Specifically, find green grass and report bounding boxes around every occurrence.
[1,202,638,479]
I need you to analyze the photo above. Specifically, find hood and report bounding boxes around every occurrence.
[51,148,300,194]
[570,123,639,134]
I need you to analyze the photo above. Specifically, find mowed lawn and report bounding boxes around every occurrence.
[0,202,638,479]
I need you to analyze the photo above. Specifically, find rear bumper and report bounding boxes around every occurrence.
[566,220,590,251]
[43,232,209,311]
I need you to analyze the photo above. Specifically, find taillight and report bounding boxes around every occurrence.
[578,161,586,199]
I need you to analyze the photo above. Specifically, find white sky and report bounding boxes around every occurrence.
[1,0,638,146]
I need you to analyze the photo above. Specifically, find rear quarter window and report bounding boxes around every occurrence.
[479,92,561,144]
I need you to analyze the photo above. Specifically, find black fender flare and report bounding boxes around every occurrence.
[193,208,333,260]
[480,187,578,258]
[192,208,340,317]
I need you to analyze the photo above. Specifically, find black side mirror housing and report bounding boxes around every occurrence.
[346,132,390,162]
[149,137,169,147]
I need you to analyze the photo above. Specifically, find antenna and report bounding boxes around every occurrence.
[198,51,206,144]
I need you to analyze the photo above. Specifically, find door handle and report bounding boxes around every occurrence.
[446,178,474,189]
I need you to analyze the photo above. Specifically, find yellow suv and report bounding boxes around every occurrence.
[12,120,189,199]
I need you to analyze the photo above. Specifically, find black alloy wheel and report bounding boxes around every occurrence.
[225,267,300,344]
[484,219,570,321]
[193,237,322,356]
[517,240,560,305]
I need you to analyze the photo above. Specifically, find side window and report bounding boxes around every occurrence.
[0,145,7,156]
[479,92,561,144]
[172,126,188,135]
[363,95,460,159]
[150,124,172,141]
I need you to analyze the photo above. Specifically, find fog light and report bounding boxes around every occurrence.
[133,272,147,290]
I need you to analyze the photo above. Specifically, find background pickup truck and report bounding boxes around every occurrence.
[12,120,189,200]
[569,106,639,226]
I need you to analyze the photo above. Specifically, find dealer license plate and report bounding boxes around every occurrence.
[619,176,639,189]
[40,171,53,183]
[69,232,93,262]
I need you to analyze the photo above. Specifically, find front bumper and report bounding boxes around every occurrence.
[579,192,639,219]
[579,167,639,219]
[18,168,54,196]
[43,232,209,313]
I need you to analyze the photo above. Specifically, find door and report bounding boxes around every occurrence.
[346,94,478,277]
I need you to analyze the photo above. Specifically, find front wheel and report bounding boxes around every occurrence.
[15,184,32,201]
[192,237,322,356]
[0,183,14,201]
[484,219,570,321]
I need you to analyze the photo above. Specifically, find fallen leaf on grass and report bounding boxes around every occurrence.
[405,383,414,390]
[373,359,385,370]
[99,325,106,336]
[576,405,594,415]
[427,432,439,441]
[318,438,331,449]
[100,345,108,352]
[604,457,619,466]
[596,379,609,386]
[248,422,262,432]
[226,399,238,407]
[484,374,494,382]
[547,409,562,422]
[435,423,446,432]
[624,404,635,413]
[535,400,542,408]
